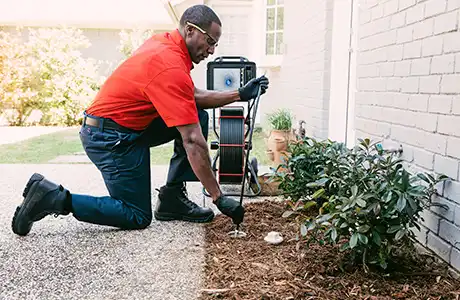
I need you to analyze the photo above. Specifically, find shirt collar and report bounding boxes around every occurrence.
[170,29,194,71]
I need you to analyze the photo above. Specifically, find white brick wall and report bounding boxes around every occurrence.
[260,0,333,139]
[355,0,460,271]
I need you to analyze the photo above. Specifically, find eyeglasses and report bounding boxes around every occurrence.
[186,21,218,47]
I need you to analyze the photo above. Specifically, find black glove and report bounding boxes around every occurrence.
[238,75,269,101]
[214,195,245,225]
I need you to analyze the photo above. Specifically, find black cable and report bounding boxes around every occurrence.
[235,86,262,230]
[219,107,245,184]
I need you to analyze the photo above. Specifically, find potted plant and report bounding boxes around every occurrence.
[265,109,295,167]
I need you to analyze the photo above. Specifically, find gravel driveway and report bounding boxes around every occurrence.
[0,164,217,300]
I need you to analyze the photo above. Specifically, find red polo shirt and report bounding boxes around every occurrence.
[86,29,198,131]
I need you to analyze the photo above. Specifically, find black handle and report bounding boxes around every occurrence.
[214,56,249,63]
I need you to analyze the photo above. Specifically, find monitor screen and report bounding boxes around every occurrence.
[213,68,241,91]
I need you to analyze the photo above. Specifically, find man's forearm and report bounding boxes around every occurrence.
[183,138,222,201]
[194,88,240,109]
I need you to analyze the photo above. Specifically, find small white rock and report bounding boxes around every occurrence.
[264,231,283,245]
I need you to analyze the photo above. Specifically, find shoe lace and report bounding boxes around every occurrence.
[178,184,199,209]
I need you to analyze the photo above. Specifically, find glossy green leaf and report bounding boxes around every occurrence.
[351,185,358,197]
[356,198,367,207]
[317,213,332,224]
[384,191,393,203]
[300,224,307,236]
[303,201,317,209]
[387,225,400,234]
[350,233,358,248]
[372,230,381,245]
[307,221,316,231]
[437,174,450,181]
[395,229,405,241]
[339,242,350,252]
[315,177,329,186]
[358,233,368,244]
[406,196,418,211]
[331,228,337,242]
[340,221,348,228]
[396,195,407,212]
[402,170,410,191]
[311,188,325,199]
[306,182,319,188]
[407,187,425,197]
[341,204,351,212]
[358,225,370,233]
[417,173,430,183]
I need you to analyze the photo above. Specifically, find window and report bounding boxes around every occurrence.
[265,0,284,56]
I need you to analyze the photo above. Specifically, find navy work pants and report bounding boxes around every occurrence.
[71,110,209,229]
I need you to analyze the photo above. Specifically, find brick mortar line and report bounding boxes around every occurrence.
[361,1,460,27]
[357,35,460,56]
[357,99,457,115]
[357,28,460,56]
[357,78,460,95]
[356,114,460,149]
[360,13,458,39]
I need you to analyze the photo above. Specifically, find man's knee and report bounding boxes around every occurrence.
[129,211,152,230]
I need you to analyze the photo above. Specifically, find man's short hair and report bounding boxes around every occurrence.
[179,5,222,31]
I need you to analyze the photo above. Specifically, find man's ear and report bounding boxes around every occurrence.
[184,24,194,37]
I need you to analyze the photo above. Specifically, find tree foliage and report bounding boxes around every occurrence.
[0,27,103,126]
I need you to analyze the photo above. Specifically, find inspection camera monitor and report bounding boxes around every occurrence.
[206,56,257,95]
[204,56,262,196]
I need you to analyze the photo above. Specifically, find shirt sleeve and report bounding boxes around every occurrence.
[143,68,199,127]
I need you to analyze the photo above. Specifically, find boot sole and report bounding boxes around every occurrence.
[11,173,45,236]
[154,211,214,223]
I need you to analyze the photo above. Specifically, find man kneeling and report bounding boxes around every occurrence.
[11,4,269,236]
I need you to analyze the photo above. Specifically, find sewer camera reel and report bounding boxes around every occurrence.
[203,56,264,238]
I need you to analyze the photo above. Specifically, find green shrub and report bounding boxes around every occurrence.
[0,30,41,125]
[28,27,102,126]
[0,27,103,126]
[118,28,156,59]
[274,137,348,204]
[267,108,293,130]
[274,137,449,271]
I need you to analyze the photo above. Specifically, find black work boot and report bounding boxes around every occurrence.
[12,173,71,236]
[154,183,214,223]
[214,195,245,225]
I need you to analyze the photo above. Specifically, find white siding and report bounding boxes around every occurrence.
[260,0,334,139]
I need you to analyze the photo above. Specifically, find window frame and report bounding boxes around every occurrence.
[262,0,284,66]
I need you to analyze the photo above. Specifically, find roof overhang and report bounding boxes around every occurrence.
[0,0,201,30]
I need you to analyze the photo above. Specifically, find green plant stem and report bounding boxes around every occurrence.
[363,248,369,273]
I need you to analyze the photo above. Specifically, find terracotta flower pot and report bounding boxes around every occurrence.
[266,149,275,161]
[274,138,287,151]
[268,130,290,149]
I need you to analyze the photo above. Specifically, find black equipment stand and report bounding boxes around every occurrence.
[202,56,263,200]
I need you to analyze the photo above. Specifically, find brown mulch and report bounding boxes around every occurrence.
[199,200,460,300]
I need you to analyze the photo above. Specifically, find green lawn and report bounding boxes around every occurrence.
[0,128,84,164]
[0,127,271,165]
